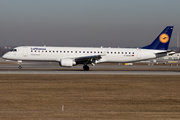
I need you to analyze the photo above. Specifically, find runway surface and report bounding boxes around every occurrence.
[1,62,180,75]
[1,70,180,75]
[0,57,180,75]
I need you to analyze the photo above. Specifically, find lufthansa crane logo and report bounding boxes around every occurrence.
[159,33,169,43]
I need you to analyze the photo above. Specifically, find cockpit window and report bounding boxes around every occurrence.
[10,49,17,52]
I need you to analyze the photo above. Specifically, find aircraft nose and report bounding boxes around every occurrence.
[2,54,7,59]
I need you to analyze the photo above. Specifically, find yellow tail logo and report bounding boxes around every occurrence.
[159,33,169,43]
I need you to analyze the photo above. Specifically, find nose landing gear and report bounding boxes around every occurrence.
[18,66,22,69]
[18,60,22,69]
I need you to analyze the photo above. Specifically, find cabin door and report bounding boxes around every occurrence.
[23,47,28,57]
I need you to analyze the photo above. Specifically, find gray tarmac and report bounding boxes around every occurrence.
[0,69,180,75]
[0,57,180,75]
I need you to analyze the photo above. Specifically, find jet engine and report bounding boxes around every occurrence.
[59,59,76,67]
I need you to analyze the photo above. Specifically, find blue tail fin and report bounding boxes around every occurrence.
[142,26,174,50]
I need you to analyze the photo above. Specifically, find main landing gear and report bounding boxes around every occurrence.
[83,65,89,71]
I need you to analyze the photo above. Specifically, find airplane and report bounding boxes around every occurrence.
[2,26,174,71]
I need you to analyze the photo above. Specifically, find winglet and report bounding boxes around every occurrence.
[142,26,174,50]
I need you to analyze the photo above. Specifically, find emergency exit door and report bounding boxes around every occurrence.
[137,49,141,59]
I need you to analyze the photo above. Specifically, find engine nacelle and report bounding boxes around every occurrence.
[59,59,76,67]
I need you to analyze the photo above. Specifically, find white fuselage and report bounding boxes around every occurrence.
[2,46,164,63]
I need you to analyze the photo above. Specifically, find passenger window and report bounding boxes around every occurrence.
[114,52,116,54]
[122,52,123,54]
[125,52,127,54]
[129,52,131,54]
[132,52,134,54]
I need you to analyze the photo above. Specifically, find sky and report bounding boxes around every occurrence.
[0,0,180,48]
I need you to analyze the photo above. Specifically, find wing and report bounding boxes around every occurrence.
[75,55,102,64]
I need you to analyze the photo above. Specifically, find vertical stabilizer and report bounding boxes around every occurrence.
[142,26,173,50]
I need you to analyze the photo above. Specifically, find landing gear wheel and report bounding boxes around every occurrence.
[18,66,22,69]
[83,65,89,71]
